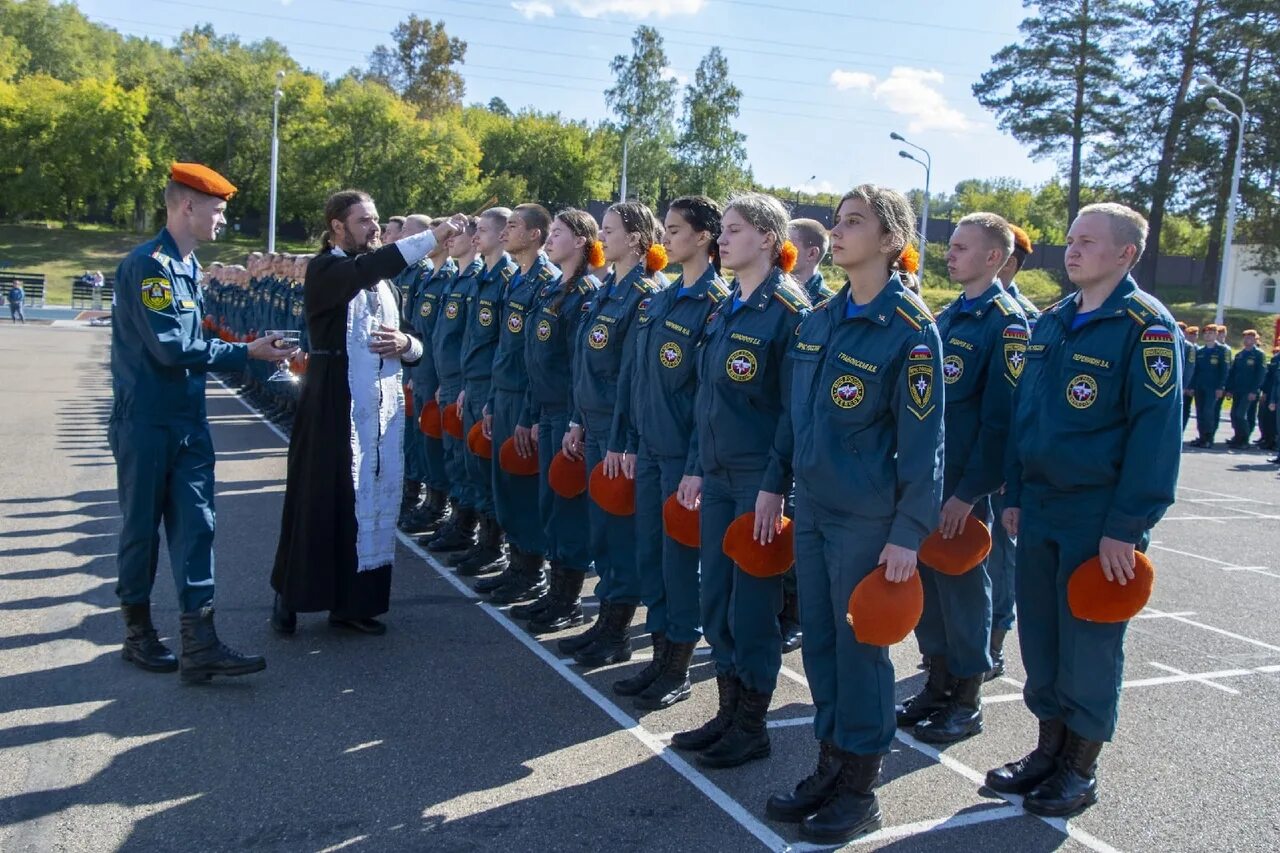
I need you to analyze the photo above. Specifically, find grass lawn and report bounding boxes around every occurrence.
[0,223,312,304]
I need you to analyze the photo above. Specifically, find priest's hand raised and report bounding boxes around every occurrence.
[369,324,411,358]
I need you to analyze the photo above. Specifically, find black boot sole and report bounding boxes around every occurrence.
[556,625,601,653]
[490,582,549,605]
[766,794,833,824]
[180,659,267,683]
[122,648,179,673]
[633,680,691,710]
[913,718,983,744]
[574,643,633,668]
[529,611,588,635]
[696,738,771,768]
[456,560,504,578]
[1023,789,1099,818]
[671,724,731,752]
[799,811,882,844]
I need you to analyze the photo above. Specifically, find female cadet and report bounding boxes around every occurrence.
[610,196,729,710]
[671,192,809,769]
[765,186,944,844]
[511,210,599,634]
[560,202,666,667]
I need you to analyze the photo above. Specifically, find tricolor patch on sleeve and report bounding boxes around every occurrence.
[1003,324,1029,341]
[1141,325,1174,343]
[908,344,932,361]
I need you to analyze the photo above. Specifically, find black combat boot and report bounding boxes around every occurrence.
[398,488,445,533]
[1022,729,1104,817]
[179,606,266,683]
[120,602,178,673]
[698,684,772,768]
[895,654,953,727]
[425,506,477,553]
[490,548,548,604]
[914,673,984,744]
[986,628,1008,681]
[779,589,803,654]
[766,740,841,822]
[417,495,457,538]
[531,569,589,635]
[399,479,424,521]
[574,602,636,668]
[452,514,505,573]
[511,563,557,619]
[985,716,1066,794]
[634,639,696,710]
[672,674,740,751]
[800,752,883,843]
[612,632,667,696]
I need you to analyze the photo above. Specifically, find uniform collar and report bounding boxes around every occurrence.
[605,263,646,301]
[1059,274,1137,329]
[833,273,904,326]
[953,281,1003,318]
[458,257,484,278]
[155,228,199,276]
[519,251,551,285]
[803,272,826,300]
[676,265,718,300]
[730,268,783,312]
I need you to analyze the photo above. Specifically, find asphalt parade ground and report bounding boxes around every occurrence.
[2,322,1278,852]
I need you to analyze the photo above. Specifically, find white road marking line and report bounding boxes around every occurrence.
[1146,543,1264,570]
[987,663,1278,705]
[1132,611,1197,620]
[1177,486,1277,507]
[1158,515,1280,522]
[848,805,1026,845]
[1140,607,1280,654]
[1147,662,1241,695]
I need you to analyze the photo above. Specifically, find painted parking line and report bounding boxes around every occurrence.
[1140,607,1280,654]
[1147,662,1241,695]
[1146,543,1280,579]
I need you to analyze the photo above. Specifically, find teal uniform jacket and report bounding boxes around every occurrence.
[461,254,518,385]
[1005,280,1040,330]
[410,258,456,394]
[432,258,484,390]
[1005,276,1182,544]
[1226,346,1266,397]
[802,271,835,305]
[111,228,247,422]
[1181,333,1196,390]
[1193,342,1230,393]
[523,272,598,425]
[489,252,559,405]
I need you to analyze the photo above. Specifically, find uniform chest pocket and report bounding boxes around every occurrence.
[1060,352,1120,416]
[822,356,885,424]
[721,339,770,387]
[942,336,985,394]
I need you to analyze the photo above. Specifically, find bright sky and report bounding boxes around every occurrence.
[75,0,1058,198]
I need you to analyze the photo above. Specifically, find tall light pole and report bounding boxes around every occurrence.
[1199,74,1246,326]
[794,174,816,209]
[267,69,285,253]
[619,131,630,202]
[891,131,931,257]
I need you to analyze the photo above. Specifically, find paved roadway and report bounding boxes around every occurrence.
[1,322,1277,852]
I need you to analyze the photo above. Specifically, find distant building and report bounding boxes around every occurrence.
[1224,246,1279,312]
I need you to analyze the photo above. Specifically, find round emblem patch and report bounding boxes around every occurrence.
[140,277,172,312]
[659,341,682,369]
[588,323,609,350]
[507,312,524,334]
[479,306,494,327]
[726,349,758,382]
[943,355,964,384]
[1066,374,1098,409]
[536,318,552,342]
[831,374,864,409]
[445,301,459,320]
[420,301,433,317]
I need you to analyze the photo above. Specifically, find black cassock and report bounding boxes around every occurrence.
[271,242,421,618]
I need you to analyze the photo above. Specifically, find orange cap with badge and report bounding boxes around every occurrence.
[171,162,237,200]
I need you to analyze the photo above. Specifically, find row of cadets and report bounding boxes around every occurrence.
[388,215,434,521]
[1224,328,1267,448]
[1189,324,1230,446]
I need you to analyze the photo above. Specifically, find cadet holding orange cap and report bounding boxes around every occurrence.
[766,185,942,844]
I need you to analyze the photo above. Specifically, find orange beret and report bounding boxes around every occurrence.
[919,518,992,576]
[1186,326,1200,334]
[499,437,539,476]
[467,421,492,459]
[846,565,924,646]
[1009,225,1033,256]
[171,162,237,200]
[442,403,464,439]
[549,451,587,499]
[1243,329,1258,336]
[662,493,700,548]
[404,385,413,419]
[589,462,635,516]
[723,513,795,578]
[1067,551,1155,623]
[419,398,442,438]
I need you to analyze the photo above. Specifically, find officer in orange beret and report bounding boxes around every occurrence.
[111,163,296,681]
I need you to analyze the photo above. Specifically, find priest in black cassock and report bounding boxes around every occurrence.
[270,189,465,635]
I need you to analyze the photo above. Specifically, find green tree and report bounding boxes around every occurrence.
[973,0,1138,227]
[675,47,749,199]
[605,26,678,203]
[367,16,466,118]
[0,0,116,81]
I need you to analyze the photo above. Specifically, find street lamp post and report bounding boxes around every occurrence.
[619,132,629,202]
[795,174,816,210]
[891,132,931,258]
[1199,74,1247,326]
[267,70,285,253]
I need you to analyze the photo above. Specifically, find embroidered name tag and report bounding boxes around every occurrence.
[836,352,879,374]
[664,319,692,336]
[1072,353,1111,369]
[730,332,763,346]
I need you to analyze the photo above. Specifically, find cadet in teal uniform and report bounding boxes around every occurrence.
[899,214,1025,746]
[1260,345,1279,452]
[768,184,943,843]
[989,204,1182,817]
[453,208,517,577]
[1178,323,1198,434]
[1191,325,1229,447]
[480,204,559,604]
[111,164,291,681]
[423,221,483,553]
[393,224,432,521]
[561,202,667,668]
[671,192,808,769]
[1225,329,1266,448]
[611,196,728,709]
[521,210,600,634]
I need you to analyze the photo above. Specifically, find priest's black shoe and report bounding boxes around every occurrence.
[530,569,589,634]
[673,673,739,750]
[121,602,178,673]
[613,632,666,696]
[896,654,953,727]
[779,589,803,653]
[574,603,636,668]
[985,628,1007,681]
[328,615,387,636]
[634,640,696,710]
[800,752,883,844]
[766,740,840,822]
[914,674,983,744]
[270,594,296,635]
[985,717,1066,794]
[697,685,772,768]
[556,598,604,651]
[179,606,266,683]
[1022,730,1103,817]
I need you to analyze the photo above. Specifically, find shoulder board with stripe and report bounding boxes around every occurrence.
[772,286,807,314]
[1047,293,1076,314]
[707,275,731,304]
[894,290,933,330]
[537,266,555,282]
[1125,289,1166,327]
[633,275,665,295]
[500,263,516,282]
[993,291,1019,316]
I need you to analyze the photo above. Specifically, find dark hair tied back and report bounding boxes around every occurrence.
[668,195,724,273]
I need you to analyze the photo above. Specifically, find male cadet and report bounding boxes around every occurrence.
[789,219,835,305]
[1225,329,1266,448]
[897,213,1025,744]
[1190,324,1229,447]
[424,218,485,554]
[392,216,434,524]
[7,279,24,323]
[999,226,1042,325]
[382,215,405,245]
[1259,344,1279,452]
[400,216,457,533]
[989,203,1181,817]
[111,163,296,682]
[450,207,518,577]
[1180,325,1199,433]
